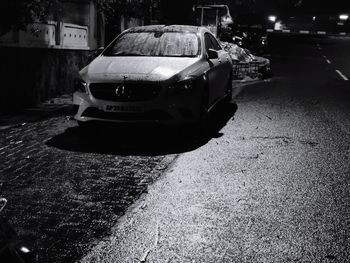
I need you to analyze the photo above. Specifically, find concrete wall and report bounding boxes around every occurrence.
[58,0,104,49]
[0,47,89,114]
[0,0,105,114]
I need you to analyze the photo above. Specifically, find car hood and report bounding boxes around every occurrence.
[81,56,200,82]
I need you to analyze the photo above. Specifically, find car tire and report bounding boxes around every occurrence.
[78,121,91,128]
[193,88,209,133]
[77,121,96,135]
[223,74,233,103]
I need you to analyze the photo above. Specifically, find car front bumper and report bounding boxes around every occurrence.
[73,88,202,125]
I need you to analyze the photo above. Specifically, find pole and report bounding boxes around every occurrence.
[201,7,204,26]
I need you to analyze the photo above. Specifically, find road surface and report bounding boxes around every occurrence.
[81,35,350,262]
[0,35,350,262]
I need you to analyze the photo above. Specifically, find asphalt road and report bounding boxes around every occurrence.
[81,35,350,262]
[318,36,350,79]
[1,35,350,262]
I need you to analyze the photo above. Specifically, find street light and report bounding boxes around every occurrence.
[268,15,277,23]
[339,14,349,21]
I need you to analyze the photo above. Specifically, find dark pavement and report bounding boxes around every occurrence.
[0,100,235,262]
[318,36,350,78]
[0,116,179,262]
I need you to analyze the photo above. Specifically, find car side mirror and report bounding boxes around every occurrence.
[207,49,218,60]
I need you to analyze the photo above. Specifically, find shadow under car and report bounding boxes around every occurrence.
[46,102,238,156]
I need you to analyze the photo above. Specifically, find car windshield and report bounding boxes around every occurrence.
[104,32,200,57]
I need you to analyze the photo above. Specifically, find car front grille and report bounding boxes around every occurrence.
[89,83,162,102]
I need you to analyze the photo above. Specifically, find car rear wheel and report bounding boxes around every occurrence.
[224,74,233,103]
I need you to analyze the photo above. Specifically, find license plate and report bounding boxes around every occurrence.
[104,105,143,113]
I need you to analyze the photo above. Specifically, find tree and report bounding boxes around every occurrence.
[0,0,57,37]
[94,0,147,43]
[94,0,145,23]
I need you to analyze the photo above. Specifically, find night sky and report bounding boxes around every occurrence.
[242,0,350,15]
[161,0,350,25]
[192,0,350,16]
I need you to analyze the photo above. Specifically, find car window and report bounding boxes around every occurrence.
[204,33,215,52]
[105,32,200,57]
[208,34,222,51]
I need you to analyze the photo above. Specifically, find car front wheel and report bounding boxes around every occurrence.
[192,88,209,133]
[77,121,97,135]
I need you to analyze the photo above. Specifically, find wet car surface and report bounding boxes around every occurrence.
[73,25,233,126]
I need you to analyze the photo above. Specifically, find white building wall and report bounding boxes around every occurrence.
[0,0,103,50]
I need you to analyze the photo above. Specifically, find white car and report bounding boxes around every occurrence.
[73,25,233,127]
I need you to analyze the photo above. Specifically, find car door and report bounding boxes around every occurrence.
[207,34,232,98]
[204,33,223,105]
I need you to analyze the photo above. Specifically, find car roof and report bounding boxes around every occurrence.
[126,25,207,34]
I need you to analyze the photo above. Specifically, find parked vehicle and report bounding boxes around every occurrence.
[0,198,34,263]
[73,25,233,127]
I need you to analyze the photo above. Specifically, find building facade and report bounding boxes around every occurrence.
[0,0,105,113]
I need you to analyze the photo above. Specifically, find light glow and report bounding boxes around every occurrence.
[268,15,277,23]
[339,14,349,21]
[20,247,30,253]
[152,66,176,78]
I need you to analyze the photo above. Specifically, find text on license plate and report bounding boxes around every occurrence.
[104,105,143,112]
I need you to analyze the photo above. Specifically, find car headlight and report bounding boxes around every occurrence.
[168,79,195,94]
[74,78,88,93]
